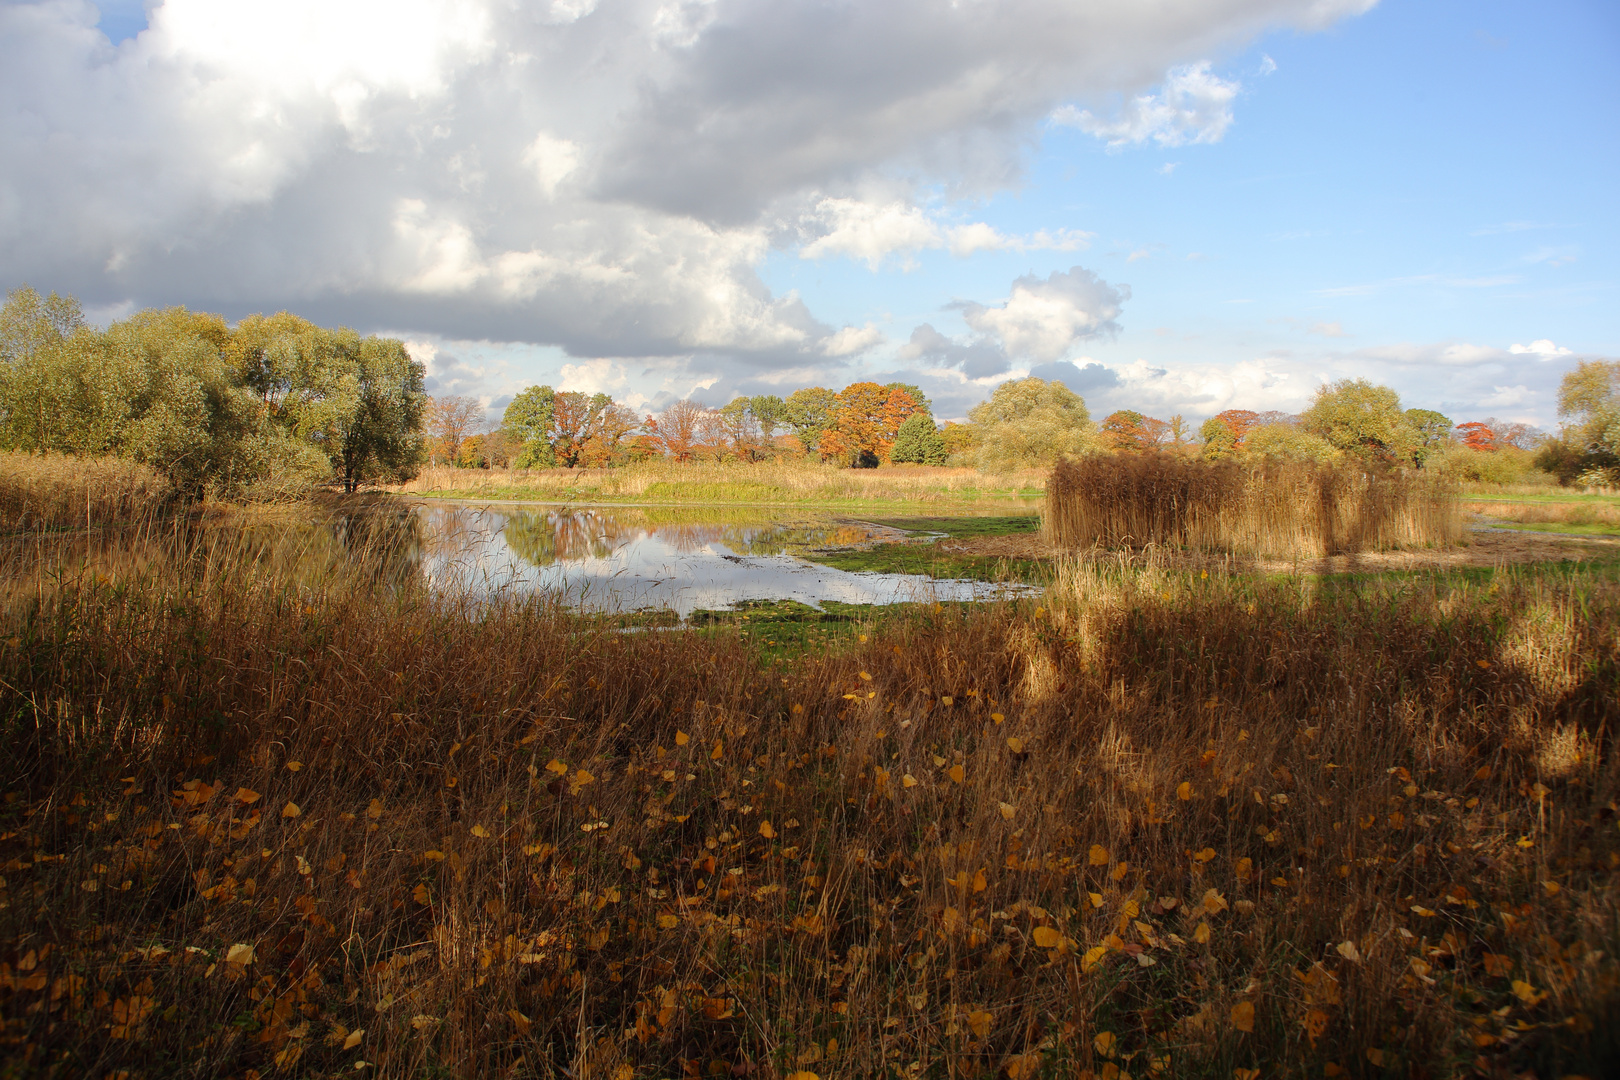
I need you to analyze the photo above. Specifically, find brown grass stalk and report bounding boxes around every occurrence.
[0,451,174,534]
[1046,454,1463,558]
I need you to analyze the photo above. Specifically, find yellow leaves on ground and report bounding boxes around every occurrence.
[1004,1052,1042,1079]
[1200,888,1229,915]
[1088,844,1110,866]
[1177,781,1193,801]
[1082,945,1109,971]
[1481,952,1514,977]
[366,799,383,820]
[1235,1069,1261,1080]
[998,802,1016,821]
[280,801,300,819]
[712,740,725,761]
[413,883,431,905]
[948,764,965,784]
[1005,737,1024,753]
[1093,1031,1117,1057]
[1031,926,1063,949]
[1335,940,1362,963]
[225,943,256,966]
[1193,847,1216,863]
[657,914,679,929]
[859,670,872,681]
[545,759,569,776]
[1511,980,1547,1006]
[343,1028,365,1050]
[469,824,490,838]
[1193,922,1211,945]
[786,1073,821,1080]
[759,820,777,839]
[568,769,595,796]
[902,774,919,788]
[508,1009,532,1035]
[1230,999,1255,1033]
[674,730,690,746]
[966,1009,992,1038]
[1302,1006,1330,1044]
[234,787,261,805]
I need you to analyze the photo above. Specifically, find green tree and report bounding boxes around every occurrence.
[783,387,838,455]
[1404,408,1453,466]
[1557,360,1620,459]
[1242,422,1339,463]
[504,385,558,468]
[1300,379,1415,461]
[968,377,1096,469]
[1199,416,1237,461]
[889,411,947,465]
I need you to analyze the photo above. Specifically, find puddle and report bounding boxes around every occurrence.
[414,503,1032,617]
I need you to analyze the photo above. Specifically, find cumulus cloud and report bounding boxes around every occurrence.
[798,198,1091,268]
[1,0,1374,388]
[1509,339,1572,360]
[1052,62,1241,149]
[897,323,1011,380]
[959,266,1128,363]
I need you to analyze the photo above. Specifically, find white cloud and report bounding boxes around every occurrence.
[822,323,885,357]
[1509,339,1572,360]
[1308,321,1346,338]
[1,0,1374,377]
[1052,62,1241,149]
[523,133,581,199]
[799,199,942,269]
[961,266,1128,363]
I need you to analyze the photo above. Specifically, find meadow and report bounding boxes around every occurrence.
[0,455,1617,1079]
[394,462,1048,510]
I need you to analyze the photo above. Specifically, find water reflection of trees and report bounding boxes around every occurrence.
[426,507,882,570]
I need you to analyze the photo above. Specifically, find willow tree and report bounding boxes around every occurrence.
[969,377,1097,469]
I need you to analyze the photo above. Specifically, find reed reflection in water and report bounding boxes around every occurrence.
[413,504,1023,617]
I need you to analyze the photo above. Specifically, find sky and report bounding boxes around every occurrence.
[2,0,1616,427]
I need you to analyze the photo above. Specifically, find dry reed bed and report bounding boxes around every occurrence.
[1464,500,1620,528]
[395,462,1047,505]
[1047,455,1463,559]
[0,526,1616,1078]
[0,452,174,533]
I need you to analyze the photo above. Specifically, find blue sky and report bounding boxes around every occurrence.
[4,0,1616,427]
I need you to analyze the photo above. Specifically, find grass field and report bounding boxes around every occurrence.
[394,462,1047,510]
[1,471,1617,1079]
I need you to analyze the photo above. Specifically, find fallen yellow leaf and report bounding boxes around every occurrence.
[343,1028,365,1050]
[281,802,300,819]
[675,731,689,746]
[759,820,776,839]
[1031,926,1063,949]
[1230,1000,1255,1033]
[225,943,256,966]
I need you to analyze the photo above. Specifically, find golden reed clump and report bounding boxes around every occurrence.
[0,451,174,533]
[1045,453,1463,558]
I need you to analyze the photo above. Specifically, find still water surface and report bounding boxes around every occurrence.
[413,503,1026,617]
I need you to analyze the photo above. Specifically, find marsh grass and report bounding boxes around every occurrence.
[1465,499,1620,531]
[395,461,1048,507]
[1046,454,1463,558]
[0,451,175,534]
[0,460,1615,1078]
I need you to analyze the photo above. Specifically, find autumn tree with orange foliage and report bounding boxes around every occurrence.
[818,382,922,466]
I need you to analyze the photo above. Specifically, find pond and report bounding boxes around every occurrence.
[412,502,1031,618]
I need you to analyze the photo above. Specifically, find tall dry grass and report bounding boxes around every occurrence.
[1,513,1615,1077]
[1465,499,1620,529]
[0,451,174,533]
[395,460,1047,506]
[1046,454,1463,558]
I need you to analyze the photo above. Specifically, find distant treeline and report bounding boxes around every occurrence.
[7,287,1619,492]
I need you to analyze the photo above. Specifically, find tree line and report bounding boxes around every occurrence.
[7,286,1618,490]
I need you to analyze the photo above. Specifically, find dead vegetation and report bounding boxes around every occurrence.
[0,508,1616,1078]
[0,451,174,533]
[1046,455,1462,559]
